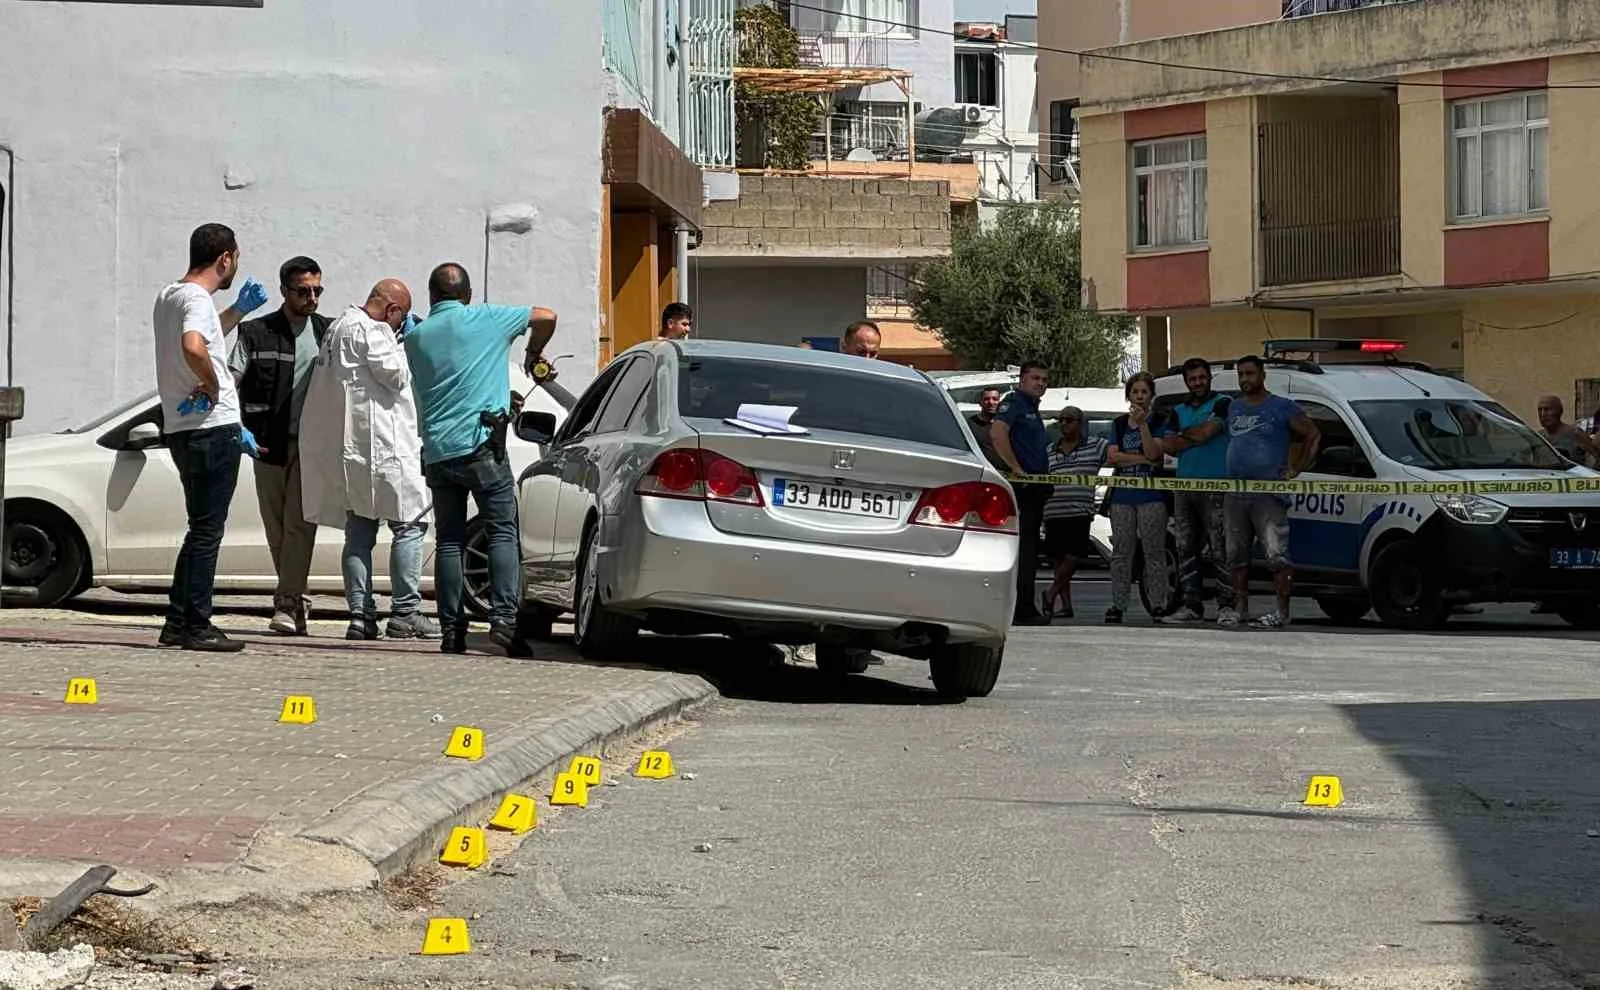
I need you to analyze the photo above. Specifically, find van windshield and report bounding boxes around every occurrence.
[1351,399,1568,471]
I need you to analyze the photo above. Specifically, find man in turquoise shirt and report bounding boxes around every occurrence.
[1160,357,1237,624]
[405,262,556,655]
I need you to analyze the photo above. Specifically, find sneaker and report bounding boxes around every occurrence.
[159,621,184,647]
[1216,607,1241,627]
[1160,606,1204,624]
[345,620,381,641]
[1059,605,1075,620]
[488,623,518,654]
[1251,610,1289,629]
[269,604,308,636]
[440,625,469,655]
[181,627,246,653]
[386,613,440,640]
[1104,607,1124,625]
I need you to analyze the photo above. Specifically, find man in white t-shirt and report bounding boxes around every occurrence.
[153,223,269,652]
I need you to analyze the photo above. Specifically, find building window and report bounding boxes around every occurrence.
[1048,99,1080,183]
[1451,91,1548,222]
[955,51,998,107]
[1131,135,1208,248]
[823,0,914,37]
[867,264,914,314]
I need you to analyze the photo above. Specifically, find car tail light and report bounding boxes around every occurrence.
[910,481,1016,532]
[636,449,765,506]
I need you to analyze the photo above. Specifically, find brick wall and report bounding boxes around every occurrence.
[700,176,952,254]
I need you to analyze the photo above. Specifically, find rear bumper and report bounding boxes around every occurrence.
[598,499,1017,646]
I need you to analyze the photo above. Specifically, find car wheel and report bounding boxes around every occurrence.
[1315,596,1371,625]
[815,643,871,677]
[1369,540,1447,630]
[572,526,638,660]
[929,643,1004,699]
[1557,603,1600,629]
[461,520,492,622]
[1136,541,1181,619]
[3,505,87,609]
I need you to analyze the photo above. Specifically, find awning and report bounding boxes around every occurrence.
[603,108,703,229]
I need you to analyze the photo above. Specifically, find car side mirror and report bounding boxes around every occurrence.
[124,421,164,451]
[515,411,558,445]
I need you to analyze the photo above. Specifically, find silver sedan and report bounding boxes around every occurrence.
[511,340,1018,698]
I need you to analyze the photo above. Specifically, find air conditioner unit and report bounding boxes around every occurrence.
[962,105,985,124]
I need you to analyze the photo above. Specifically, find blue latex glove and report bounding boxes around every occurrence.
[400,313,418,340]
[239,426,263,459]
[232,277,269,317]
[177,390,214,416]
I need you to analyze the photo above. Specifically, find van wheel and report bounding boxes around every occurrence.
[4,505,87,609]
[1136,540,1180,618]
[1315,596,1371,625]
[572,527,638,660]
[462,520,491,621]
[1369,541,1447,630]
[929,643,1004,699]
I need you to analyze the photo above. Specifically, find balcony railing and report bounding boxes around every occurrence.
[795,31,891,69]
[1282,0,1416,17]
[1258,101,1400,286]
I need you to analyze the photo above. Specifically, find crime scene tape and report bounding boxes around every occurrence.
[1007,473,1600,497]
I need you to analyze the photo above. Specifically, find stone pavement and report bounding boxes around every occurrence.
[0,605,712,901]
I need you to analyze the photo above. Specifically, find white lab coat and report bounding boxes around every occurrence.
[299,305,429,527]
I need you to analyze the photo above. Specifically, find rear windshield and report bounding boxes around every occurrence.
[680,357,971,450]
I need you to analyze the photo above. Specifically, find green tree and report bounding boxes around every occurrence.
[910,202,1134,386]
[734,3,823,171]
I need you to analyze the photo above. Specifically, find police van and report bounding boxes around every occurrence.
[1152,339,1600,629]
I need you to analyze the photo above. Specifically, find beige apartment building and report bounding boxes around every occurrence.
[1039,0,1600,422]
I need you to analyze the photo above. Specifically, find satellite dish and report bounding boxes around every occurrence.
[845,148,878,162]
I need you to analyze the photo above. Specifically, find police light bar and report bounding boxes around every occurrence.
[1263,338,1406,356]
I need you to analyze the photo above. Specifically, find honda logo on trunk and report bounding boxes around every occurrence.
[832,449,856,471]
[1573,512,1590,532]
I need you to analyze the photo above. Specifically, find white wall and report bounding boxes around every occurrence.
[0,0,605,433]
[960,40,1039,202]
[694,265,867,345]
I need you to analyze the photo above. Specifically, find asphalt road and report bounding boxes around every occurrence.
[232,604,1600,990]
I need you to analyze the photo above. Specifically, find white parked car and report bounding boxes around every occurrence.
[3,375,565,615]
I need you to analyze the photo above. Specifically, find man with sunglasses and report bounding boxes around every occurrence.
[230,256,332,635]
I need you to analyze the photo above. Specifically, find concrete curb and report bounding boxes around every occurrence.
[297,671,716,878]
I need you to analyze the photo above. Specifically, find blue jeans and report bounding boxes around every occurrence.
[165,425,242,634]
[424,447,519,630]
[342,514,428,621]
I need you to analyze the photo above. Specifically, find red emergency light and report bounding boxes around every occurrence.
[1358,340,1406,354]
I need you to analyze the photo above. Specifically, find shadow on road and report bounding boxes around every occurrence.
[529,635,960,708]
[1341,698,1600,982]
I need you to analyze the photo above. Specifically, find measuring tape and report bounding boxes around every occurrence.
[1007,473,1600,496]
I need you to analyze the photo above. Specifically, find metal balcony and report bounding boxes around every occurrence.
[1282,0,1417,17]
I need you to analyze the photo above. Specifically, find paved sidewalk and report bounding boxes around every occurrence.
[0,606,712,902]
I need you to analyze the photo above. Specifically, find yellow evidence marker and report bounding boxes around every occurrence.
[438,827,488,869]
[488,793,538,834]
[550,771,589,808]
[445,726,485,761]
[420,918,471,956]
[569,755,603,786]
[635,750,675,779]
[1303,775,1344,808]
[278,695,317,724]
[64,678,98,705]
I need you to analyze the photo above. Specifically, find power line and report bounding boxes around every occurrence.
[781,0,1600,92]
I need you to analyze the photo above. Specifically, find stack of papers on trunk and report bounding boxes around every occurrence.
[725,403,808,435]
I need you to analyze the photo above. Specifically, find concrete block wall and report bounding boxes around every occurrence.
[700,176,952,253]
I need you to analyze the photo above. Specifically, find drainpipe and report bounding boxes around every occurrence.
[675,0,693,305]
[652,0,668,126]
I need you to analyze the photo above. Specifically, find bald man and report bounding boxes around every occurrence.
[300,280,439,641]
[841,320,881,359]
[1536,394,1597,463]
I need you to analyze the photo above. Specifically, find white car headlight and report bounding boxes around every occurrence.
[1433,494,1507,525]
